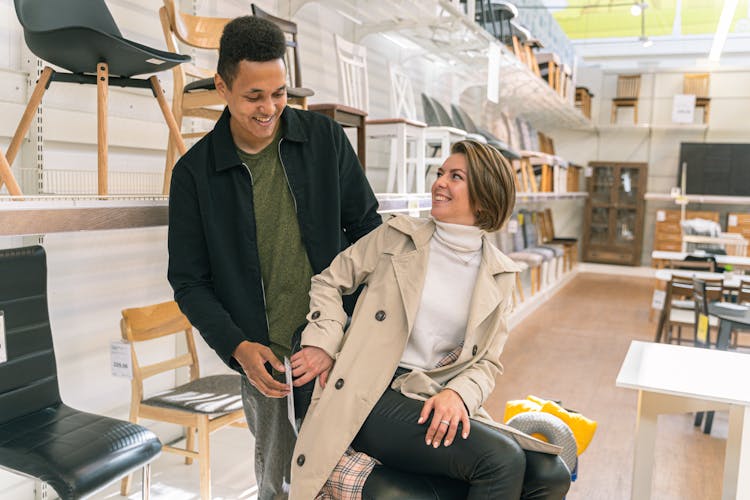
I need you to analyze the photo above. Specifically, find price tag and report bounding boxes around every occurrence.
[696,313,709,344]
[110,340,133,378]
[285,357,299,436]
[651,290,666,310]
[584,167,593,178]
[728,214,738,227]
[0,311,7,365]
[507,219,519,234]
[656,210,666,222]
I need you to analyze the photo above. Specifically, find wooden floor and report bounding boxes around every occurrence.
[485,272,727,500]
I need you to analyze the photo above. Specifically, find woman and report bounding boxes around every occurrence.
[288,140,570,499]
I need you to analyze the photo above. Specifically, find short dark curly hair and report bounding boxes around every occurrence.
[217,16,287,89]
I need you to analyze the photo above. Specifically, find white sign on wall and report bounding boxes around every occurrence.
[672,94,696,123]
[487,44,501,104]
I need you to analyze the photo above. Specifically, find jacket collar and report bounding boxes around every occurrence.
[211,106,309,172]
[386,215,522,275]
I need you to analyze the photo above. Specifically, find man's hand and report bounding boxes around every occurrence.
[290,346,334,388]
[419,389,471,448]
[233,341,290,398]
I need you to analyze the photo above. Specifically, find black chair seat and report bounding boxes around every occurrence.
[23,27,189,77]
[362,465,468,500]
[0,403,161,499]
[184,77,314,99]
[142,374,243,414]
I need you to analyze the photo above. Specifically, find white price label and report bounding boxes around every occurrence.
[584,167,593,178]
[285,357,299,436]
[0,311,7,364]
[507,220,519,234]
[728,215,738,227]
[651,289,666,310]
[656,210,666,222]
[110,340,133,378]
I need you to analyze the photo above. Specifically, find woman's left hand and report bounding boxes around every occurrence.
[419,389,470,448]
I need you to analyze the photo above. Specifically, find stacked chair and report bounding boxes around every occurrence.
[2,0,190,196]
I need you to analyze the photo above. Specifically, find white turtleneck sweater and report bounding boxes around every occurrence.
[399,219,484,371]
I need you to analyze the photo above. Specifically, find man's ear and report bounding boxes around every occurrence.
[214,73,228,101]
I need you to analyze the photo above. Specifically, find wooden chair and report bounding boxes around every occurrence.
[159,2,314,191]
[656,275,720,344]
[536,52,560,93]
[575,87,593,119]
[611,74,641,124]
[541,208,578,272]
[119,300,246,500]
[683,73,710,124]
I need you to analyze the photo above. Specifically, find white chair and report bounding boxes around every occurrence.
[333,35,427,193]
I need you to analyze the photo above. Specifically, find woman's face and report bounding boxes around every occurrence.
[430,153,476,226]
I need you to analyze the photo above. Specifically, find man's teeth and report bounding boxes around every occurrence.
[255,117,272,123]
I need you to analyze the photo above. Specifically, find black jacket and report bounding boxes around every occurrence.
[168,106,381,372]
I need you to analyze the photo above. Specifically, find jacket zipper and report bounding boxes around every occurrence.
[242,161,271,335]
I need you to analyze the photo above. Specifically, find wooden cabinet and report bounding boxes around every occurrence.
[583,162,648,265]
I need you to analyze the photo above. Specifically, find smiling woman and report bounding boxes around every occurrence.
[290,140,570,499]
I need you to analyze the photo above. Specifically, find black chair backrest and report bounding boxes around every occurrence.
[0,246,61,425]
[14,0,121,37]
[421,93,442,127]
[430,97,458,128]
[451,105,480,134]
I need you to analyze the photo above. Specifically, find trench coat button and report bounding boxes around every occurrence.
[311,311,320,320]
[472,345,478,356]
[297,454,305,466]
[375,310,386,321]
[335,378,345,389]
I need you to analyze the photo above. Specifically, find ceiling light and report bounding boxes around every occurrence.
[630,4,642,16]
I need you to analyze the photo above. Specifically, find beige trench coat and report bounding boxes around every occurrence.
[289,215,561,499]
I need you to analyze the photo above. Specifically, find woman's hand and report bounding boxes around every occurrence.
[419,389,471,448]
[290,346,334,388]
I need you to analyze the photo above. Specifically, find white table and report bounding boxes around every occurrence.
[654,268,741,289]
[652,250,750,271]
[616,341,750,500]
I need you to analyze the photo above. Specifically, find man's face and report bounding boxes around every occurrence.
[215,59,288,152]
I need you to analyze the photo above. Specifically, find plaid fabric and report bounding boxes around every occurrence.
[316,343,464,499]
[315,447,380,500]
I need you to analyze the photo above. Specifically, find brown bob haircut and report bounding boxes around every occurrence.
[450,140,516,232]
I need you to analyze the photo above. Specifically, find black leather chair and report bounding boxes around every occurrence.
[2,0,192,196]
[0,246,162,499]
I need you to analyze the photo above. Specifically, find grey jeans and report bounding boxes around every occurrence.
[241,373,297,500]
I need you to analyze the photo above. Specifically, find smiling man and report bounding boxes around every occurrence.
[167,16,381,500]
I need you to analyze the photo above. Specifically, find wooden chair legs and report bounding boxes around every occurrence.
[149,75,187,195]
[0,147,22,196]
[97,63,109,195]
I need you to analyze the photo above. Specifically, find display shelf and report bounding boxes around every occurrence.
[281,0,592,132]
[596,124,708,133]
[645,193,750,205]
[0,193,436,235]
[515,192,588,203]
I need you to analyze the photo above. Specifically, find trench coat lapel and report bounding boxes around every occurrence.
[389,217,434,336]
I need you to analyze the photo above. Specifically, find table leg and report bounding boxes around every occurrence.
[716,318,733,350]
[631,390,659,500]
[722,405,750,500]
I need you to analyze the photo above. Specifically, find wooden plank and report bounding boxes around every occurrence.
[0,205,168,235]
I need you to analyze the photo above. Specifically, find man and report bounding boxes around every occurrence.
[167,16,381,499]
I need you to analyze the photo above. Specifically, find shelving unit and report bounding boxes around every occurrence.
[281,0,592,131]
[645,193,750,206]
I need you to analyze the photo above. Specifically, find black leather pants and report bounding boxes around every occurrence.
[352,388,526,499]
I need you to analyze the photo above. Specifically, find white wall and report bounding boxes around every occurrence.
[553,66,750,264]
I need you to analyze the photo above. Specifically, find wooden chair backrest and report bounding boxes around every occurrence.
[389,65,417,120]
[666,259,716,273]
[683,73,709,97]
[121,300,199,393]
[159,0,228,89]
[616,74,641,99]
[251,4,304,91]
[667,275,696,302]
[334,34,369,113]
[542,208,558,240]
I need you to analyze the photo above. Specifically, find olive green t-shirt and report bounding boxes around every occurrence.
[237,134,314,360]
